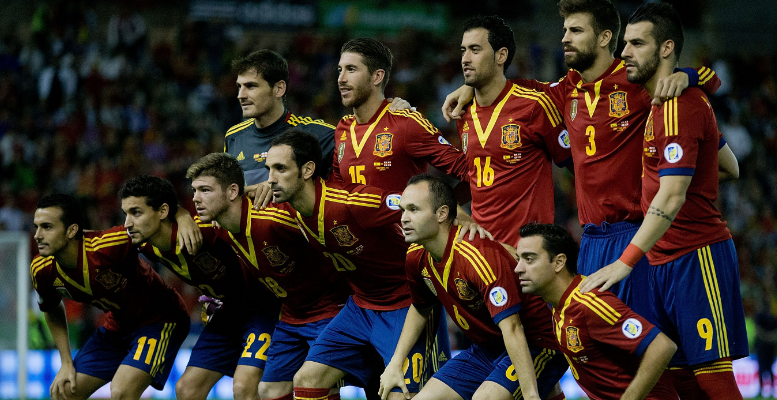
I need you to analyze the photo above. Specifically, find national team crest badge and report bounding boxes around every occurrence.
[609,91,629,118]
[338,142,345,162]
[454,278,477,300]
[461,132,469,154]
[330,225,359,247]
[374,133,394,157]
[570,99,578,121]
[566,326,584,352]
[644,115,654,142]
[96,270,121,290]
[262,246,289,267]
[500,124,521,150]
[193,253,220,274]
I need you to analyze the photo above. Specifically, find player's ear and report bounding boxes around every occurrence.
[372,69,386,88]
[274,80,287,98]
[553,253,568,273]
[598,29,613,51]
[495,47,509,68]
[659,39,675,60]
[66,223,79,240]
[436,205,450,223]
[159,203,170,221]
[227,183,240,202]
[301,161,316,180]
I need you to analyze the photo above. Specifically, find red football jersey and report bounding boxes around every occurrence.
[641,89,731,264]
[138,218,274,306]
[553,275,661,400]
[455,82,571,246]
[332,99,468,192]
[406,226,556,353]
[221,197,349,324]
[30,226,187,331]
[289,178,410,311]
[515,61,721,226]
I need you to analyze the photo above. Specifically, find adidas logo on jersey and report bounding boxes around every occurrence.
[53,277,64,286]
[237,151,245,161]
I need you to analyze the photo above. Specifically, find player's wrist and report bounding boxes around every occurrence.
[619,243,645,268]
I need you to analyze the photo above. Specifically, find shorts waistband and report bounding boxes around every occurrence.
[583,220,643,236]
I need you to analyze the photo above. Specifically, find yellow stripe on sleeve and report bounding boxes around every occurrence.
[457,241,497,282]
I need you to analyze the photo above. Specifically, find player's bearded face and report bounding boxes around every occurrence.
[623,23,661,85]
[338,52,374,109]
[266,146,305,204]
[121,196,164,245]
[33,207,73,257]
[192,177,230,224]
[561,15,599,72]
[461,28,500,88]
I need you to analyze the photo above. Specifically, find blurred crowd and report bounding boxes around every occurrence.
[0,1,775,352]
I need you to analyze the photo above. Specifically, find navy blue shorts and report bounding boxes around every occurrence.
[261,318,333,382]
[579,221,653,322]
[305,297,449,392]
[432,344,567,400]
[649,239,748,366]
[73,318,189,390]
[187,307,279,376]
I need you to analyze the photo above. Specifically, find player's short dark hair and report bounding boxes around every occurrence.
[558,0,621,54]
[462,16,516,72]
[119,175,178,222]
[519,222,579,275]
[628,2,684,59]
[406,174,458,224]
[341,38,393,90]
[186,153,245,196]
[37,194,85,239]
[271,129,322,180]
[231,49,289,88]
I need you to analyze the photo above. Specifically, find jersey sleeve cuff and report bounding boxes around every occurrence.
[659,167,695,177]
[634,326,660,357]
[675,67,699,87]
[719,137,727,149]
[556,156,573,168]
[492,303,522,325]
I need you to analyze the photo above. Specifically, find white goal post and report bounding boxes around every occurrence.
[1,232,29,400]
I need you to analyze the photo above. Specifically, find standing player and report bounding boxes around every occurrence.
[579,4,745,399]
[443,3,724,318]
[30,194,189,400]
[118,175,280,400]
[379,175,567,400]
[333,38,468,193]
[265,130,452,400]
[226,49,337,189]
[186,153,350,400]
[453,16,572,247]
[515,222,678,400]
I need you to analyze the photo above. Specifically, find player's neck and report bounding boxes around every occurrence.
[290,180,317,217]
[643,62,678,100]
[473,75,507,107]
[545,273,576,308]
[148,222,173,252]
[578,54,615,83]
[54,240,81,269]
[218,199,245,234]
[353,93,386,124]
[254,102,286,129]
[424,224,453,262]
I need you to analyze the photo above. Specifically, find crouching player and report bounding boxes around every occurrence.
[379,175,568,400]
[515,222,677,400]
[31,194,189,400]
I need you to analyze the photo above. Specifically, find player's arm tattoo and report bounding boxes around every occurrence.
[647,206,674,223]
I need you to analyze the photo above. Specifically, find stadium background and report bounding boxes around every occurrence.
[0,0,774,398]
